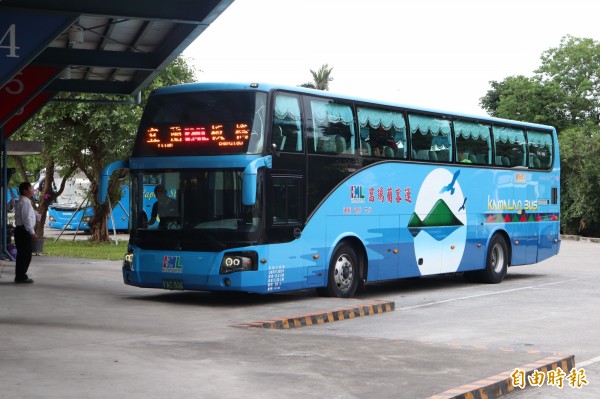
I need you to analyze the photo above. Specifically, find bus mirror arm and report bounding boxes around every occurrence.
[242,156,272,206]
[97,160,129,204]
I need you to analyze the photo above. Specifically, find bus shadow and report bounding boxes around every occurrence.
[125,289,319,307]
[125,272,549,306]
[356,271,549,298]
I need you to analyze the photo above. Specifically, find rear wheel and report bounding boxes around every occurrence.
[317,243,359,298]
[480,234,508,283]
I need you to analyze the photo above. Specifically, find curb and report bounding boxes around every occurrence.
[233,300,395,329]
[561,235,600,243]
[427,354,575,399]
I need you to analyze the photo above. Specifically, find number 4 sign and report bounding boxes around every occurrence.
[0,11,74,87]
[0,24,19,58]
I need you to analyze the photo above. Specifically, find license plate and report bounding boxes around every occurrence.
[162,279,184,290]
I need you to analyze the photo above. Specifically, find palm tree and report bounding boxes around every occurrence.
[300,64,334,91]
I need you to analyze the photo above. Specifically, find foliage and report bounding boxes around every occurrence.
[480,36,600,235]
[300,64,334,90]
[558,125,600,236]
[536,35,600,126]
[480,76,568,131]
[11,57,196,242]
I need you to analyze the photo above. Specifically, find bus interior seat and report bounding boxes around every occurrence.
[361,141,371,155]
[395,148,405,159]
[317,136,332,153]
[476,154,487,164]
[317,136,343,153]
[383,146,394,158]
[529,154,543,168]
[495,156,510,166]
[429,151,438,161]
[272,125,286,151]
[283,127,300,151]
[335,135,346,153]
[416,149,430,160]
[468,154,477,163]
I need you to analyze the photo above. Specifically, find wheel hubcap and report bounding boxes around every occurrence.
[491,244,505,273]
[333,254,353,292]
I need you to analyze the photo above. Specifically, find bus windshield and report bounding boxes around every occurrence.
[133,91,267,157]
[130,170,263,251]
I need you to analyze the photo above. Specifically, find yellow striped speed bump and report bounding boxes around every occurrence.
[234,300,395,329]
[428,354,575,399]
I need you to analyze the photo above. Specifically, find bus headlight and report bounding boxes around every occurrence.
[220,251,258,274]
[48,216,56,222]
[82,216,92,222]
[123,250,134,271]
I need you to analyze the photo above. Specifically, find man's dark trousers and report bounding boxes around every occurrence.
[14,226,32,280]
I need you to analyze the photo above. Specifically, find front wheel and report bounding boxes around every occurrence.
[318,243,359,298]
[480,234,508,283]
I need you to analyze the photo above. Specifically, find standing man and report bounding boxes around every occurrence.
[14,181,37,284]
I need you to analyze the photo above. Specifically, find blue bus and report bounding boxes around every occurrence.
[98,82,560,297]
[48,184,159,232]
[48,185,130,231]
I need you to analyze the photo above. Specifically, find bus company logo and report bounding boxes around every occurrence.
[162,256,183,273]
[350,185,365,203]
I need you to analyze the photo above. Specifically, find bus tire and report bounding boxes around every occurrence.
[318,243,359,298]
[480,234,508,284]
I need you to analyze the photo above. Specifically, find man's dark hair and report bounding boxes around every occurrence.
[18,181,32,196]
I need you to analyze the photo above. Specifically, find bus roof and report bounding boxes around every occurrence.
[151,82,556,132]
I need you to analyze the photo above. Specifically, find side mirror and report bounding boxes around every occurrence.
[242,156,272,206]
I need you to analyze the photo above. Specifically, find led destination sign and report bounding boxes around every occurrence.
[144,123,251,151]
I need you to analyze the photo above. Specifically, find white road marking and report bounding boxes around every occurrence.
[399,278,583,310]
[578,355,600,367]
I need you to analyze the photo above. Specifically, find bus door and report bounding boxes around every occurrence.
[268,93,311,287]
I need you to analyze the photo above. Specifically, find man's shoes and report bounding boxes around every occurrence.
[14,278,34,284]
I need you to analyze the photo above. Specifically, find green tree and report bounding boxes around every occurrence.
[559,125,600,236]
[300,64,334,91]
[480,36,600,235]
[480,76,567,131]
[14,57,195,241]
[536,35,600,126]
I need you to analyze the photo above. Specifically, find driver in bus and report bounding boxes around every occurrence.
[148,185,179,228]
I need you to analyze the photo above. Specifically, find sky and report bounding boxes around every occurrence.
[183,0,600,117]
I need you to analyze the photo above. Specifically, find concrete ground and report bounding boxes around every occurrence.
[0,238,596,399]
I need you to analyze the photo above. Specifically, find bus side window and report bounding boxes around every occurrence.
[493,126,526,167]
[408,114,451,162]
[273,93,303,152]
[308,99,355,155]
[454,120,492,165]
[357,106,406,158]
[527,130,553,170]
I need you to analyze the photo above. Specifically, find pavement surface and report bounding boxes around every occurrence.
[0,237,596,399]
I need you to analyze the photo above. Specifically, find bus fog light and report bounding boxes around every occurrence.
[220,251,258,274]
